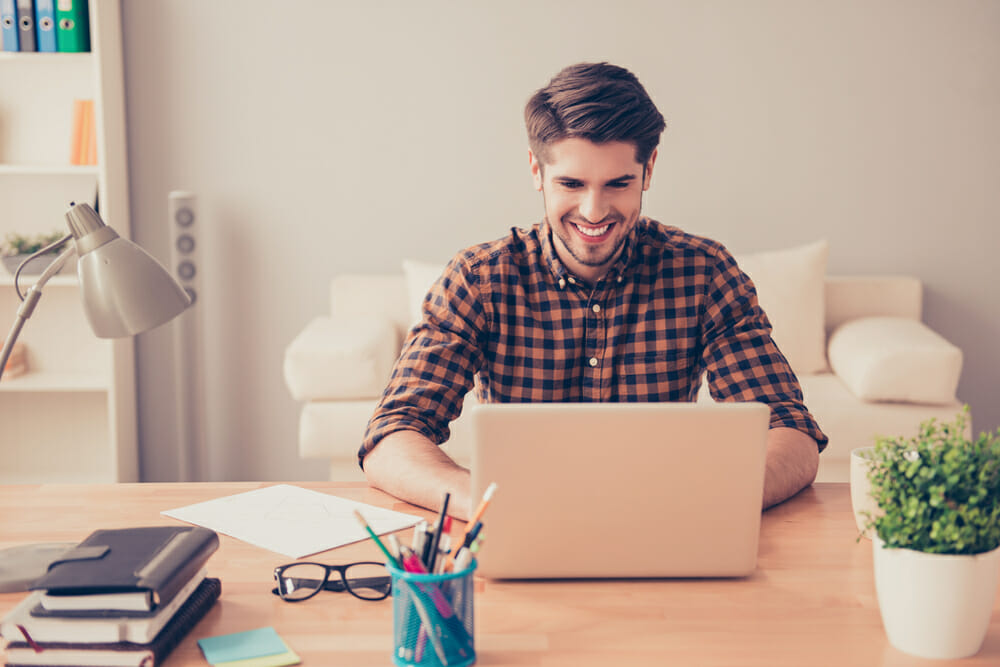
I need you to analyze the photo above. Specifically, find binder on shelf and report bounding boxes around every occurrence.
[15,0,34,51]
[34,0,55,51]
[2,577,221,666]
[1,0,19,51]
[30,526,219,613]
[54,0,87,52]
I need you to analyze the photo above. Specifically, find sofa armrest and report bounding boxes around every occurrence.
[283,317,398,400]
[827,317,962,405]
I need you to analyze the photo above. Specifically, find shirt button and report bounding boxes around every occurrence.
[567,276,576,284]
[592,304,601,313]
[558,278,566,288]
[617,276,623,283]
[589,357,599,367]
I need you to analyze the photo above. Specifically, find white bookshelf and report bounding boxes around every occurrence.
[0,0,137,483]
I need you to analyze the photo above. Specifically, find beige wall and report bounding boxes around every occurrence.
[122,0,1000,481]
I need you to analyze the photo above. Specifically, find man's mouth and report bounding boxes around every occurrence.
[572,222,614,240]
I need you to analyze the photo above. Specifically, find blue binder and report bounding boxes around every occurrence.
[1,0,18,51]
[35,0,55,52]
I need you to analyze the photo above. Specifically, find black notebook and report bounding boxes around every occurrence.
[4,577,221,667]
[30,526,218,614]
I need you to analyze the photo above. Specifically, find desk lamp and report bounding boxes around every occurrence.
[0,202,191,381]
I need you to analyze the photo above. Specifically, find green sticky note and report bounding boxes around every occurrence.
[214,649,301,667]
[197,627,289,664]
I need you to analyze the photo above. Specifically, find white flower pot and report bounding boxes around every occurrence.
[873,537,1000,659]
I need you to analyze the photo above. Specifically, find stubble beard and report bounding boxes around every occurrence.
[551,216,629,268]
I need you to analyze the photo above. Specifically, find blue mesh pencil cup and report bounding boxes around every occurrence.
[388,560,476,667]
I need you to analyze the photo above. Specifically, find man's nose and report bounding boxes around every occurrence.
[578,189,609,224]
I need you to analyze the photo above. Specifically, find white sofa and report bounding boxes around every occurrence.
[285,262,964,483]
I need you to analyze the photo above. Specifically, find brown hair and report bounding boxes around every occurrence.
[525,62,666,166]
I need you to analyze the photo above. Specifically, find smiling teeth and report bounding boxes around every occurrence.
[576,224,610,237]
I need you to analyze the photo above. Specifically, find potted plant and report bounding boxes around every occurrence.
[1,231,66,275]
[863,406,1000,659]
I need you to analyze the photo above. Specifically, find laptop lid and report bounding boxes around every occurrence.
[469,402,770,579]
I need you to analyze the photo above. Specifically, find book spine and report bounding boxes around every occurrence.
[5,578,222,663]
[69,99,85,165]
[78,99,92,166]
[84,98,97,165]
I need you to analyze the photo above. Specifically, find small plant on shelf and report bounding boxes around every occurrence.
[0,231,65,258]
[1,231,67,275]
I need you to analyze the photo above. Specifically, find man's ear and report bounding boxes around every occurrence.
[642,148,658,191]
[529,150,543,191]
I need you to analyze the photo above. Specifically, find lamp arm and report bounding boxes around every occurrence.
[14,233,74,301]
[0,244,77,382]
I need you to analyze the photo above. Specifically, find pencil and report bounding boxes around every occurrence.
[352,509,401,568]
[463,482,497,541]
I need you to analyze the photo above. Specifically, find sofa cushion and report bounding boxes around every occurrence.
[827,316,962,405]
[734,240,829,376]
[402,259,446,327]
[283,317,398,400]
[798,373,962,481]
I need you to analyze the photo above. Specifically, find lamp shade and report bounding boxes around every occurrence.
[66,203,191,338]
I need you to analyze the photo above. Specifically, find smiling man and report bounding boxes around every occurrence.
[359,62,827,519]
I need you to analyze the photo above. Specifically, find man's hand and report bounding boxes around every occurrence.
[762,427,820,509]
[361,430,472,520]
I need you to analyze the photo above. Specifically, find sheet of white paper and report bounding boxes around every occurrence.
[161,484,423,559]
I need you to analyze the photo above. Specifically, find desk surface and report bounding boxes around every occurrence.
[1,482,998,666]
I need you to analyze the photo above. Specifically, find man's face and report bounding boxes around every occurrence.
[531,138,656,284]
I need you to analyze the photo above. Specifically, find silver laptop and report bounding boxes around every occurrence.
[469,402,770,579]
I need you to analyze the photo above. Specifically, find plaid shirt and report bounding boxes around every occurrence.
[360,218,827,461]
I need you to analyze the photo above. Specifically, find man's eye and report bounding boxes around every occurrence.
[559,181,582,189]
[608,182,630,189]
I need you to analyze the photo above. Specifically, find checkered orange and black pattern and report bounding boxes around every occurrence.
[359,217,827,464]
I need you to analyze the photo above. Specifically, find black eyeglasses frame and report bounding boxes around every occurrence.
[271,560,391,602]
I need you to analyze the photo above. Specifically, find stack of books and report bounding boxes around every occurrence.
[1,526,221,667]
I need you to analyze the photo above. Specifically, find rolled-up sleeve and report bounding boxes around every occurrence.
[359,256,489,466]
[700,252,828,450]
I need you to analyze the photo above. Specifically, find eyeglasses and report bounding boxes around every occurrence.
[272,561,391,602]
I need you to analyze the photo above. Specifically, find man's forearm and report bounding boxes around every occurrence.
[762,427,820,509]
[361,429,473,521]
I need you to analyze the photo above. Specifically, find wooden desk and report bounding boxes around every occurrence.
[1,482,998,666]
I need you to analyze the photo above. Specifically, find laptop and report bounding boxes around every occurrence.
[468,401,770,579]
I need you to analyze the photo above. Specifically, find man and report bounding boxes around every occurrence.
[360,62,827,519]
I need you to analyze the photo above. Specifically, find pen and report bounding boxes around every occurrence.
[352,509,401,568]
[464,482,496,539]
[426,492,450,572]
[462,521,483,549]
